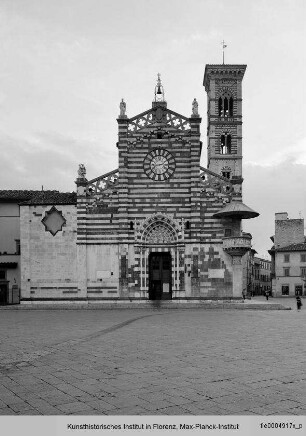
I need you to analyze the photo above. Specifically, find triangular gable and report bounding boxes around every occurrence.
[128,106,191,133]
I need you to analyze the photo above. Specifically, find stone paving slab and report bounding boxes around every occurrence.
[0,298,305,416]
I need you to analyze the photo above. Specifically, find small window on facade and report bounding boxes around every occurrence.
[221,135,225,152]
[156,131,163,139]
[227,135,231,153]
[224,228,232,237]
[185,221,190,230]
[219,94,233,117]
[284,254,290,263]
[0,270,6,280]
[218,97,222,116]
[129,221,134,230]
[301,267,306,277]
[220,134,231,154]
[301,254,306,262]
[224,97,229,115]
[15,239,20,255]
[222,171,231,179]
[284,267,290,277]
[229,97,234,116]
[282,285,289,295]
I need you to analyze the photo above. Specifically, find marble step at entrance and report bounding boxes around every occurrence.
[1,299,291,310]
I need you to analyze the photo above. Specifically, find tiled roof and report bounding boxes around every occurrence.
[0,190,76,205]
[268,245,275,253]
[21,191,77,205]
[277,243,306,252]
[0,190,41,201]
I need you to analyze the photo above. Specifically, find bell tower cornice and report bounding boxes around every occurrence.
[203,64,247,92]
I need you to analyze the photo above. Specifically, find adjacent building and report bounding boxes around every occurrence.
[270,212,306,296]
[253,256,272,296]
[0,190,76,304]
[0,191,35,304]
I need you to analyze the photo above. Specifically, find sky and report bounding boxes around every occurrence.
[1,0,305,257]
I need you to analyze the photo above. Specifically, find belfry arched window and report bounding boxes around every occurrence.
[220,133,231,154]
[218,94,234,117]
[218,97,222,116]
[224,97,229,115]
[221,166,232,179]
[229,97,233,116]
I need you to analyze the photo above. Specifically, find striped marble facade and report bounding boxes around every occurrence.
[74,65,247,300]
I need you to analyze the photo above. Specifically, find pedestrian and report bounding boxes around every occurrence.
[296,295,303,311]
[242,290,246,300]
[265,290,269,301]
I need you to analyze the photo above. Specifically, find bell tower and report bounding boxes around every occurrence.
[203,64,246,191]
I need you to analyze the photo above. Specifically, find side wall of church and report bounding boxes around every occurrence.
[20,204,78,301]
[86,244,120,299]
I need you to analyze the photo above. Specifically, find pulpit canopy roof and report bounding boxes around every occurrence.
[212,201,259,219]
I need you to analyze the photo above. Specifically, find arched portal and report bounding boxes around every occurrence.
[135,213,183,300]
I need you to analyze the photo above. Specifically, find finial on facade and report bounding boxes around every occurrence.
[78,163,86,180]
[119,98,127,118]
[221,40,227,64]
[191,98,199,117]
[154,73,165,102]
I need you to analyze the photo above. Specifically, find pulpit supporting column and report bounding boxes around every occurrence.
[223,235,252,299]
[231,255,244,298]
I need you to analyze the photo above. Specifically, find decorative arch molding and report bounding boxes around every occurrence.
[135,213,184,245]
[216,125,236,136]
[216,85,237,99]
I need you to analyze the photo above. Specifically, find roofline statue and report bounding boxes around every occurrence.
[119,98,127,118]
[77,163,86,180]
[191,98,199,117]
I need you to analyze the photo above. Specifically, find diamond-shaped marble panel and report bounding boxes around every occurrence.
[41,206,66,236]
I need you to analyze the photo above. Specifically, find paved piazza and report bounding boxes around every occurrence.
[0,297,305,416]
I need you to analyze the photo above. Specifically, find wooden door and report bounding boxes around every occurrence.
[149,253,172,300]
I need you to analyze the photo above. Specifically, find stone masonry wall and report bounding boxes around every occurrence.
[20,204,77,300]
[275,218,304,248]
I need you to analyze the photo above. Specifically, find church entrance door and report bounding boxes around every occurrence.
[149,252,172,300]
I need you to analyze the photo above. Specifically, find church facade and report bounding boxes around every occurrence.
[20,64,258,304]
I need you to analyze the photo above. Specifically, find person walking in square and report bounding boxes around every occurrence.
[265,290,269,301]
[296,295,303,311]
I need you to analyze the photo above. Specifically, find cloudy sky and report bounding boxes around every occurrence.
[1,0,305,257]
